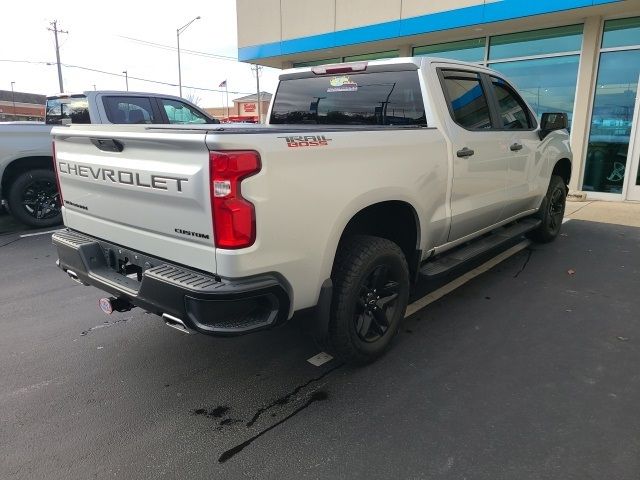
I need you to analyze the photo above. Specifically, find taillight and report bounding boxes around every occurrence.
[52,141,63,205]
[209,150,261,249]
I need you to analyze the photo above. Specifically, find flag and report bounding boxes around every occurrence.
[219,80,227,88]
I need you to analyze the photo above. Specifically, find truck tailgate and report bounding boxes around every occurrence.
[52,126,216,273]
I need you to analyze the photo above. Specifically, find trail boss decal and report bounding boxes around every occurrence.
[278,135,332,148]
[327,75,358,93]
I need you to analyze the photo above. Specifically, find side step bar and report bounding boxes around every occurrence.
[420,218,541,278]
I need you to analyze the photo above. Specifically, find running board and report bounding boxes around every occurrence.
[420,218,541,278]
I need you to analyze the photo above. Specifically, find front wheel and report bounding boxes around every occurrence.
[7,169,62,228]
[329,235,410,364]
[527,174,567,243]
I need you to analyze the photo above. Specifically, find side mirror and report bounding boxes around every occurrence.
[539,112,568,140]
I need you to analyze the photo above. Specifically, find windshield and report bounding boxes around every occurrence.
[45,96,90,125]
[270,70,426,126]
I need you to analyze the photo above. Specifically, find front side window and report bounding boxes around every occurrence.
[270,70,426,126]
[103,96,157,124]
[491,77,532,129]
[159,99,209,124]
[441,71,492,130]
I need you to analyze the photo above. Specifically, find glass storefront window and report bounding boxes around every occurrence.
[413,38,485,62]
[489,55,580,125]
[489,25,583,60]
[602,17,640,49]
[582,49,640,193]
[343,50,399,62]
[293,58,341,67]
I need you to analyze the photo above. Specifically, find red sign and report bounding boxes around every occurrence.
[242,103,256,113]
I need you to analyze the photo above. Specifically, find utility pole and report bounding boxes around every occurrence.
[176,16,201,97]
[10,82,16,119]
[122,71,129,91]
[48,20,68,92]
[92,84,96,91]
[251,64,263,123]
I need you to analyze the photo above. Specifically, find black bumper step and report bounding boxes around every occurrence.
[52,229,291,336]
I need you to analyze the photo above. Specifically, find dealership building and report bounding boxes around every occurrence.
[237,0,640,201]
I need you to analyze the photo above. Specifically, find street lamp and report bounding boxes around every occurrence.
[177,16,200,97]
[10,82,16,120]
[122,70,129,91]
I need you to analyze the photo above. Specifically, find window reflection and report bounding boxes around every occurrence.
[490,56,580,126]
[414,38,485,62]
[489,25,583,60]
[583,50,640,193]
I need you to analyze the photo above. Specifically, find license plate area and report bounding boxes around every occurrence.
[90,242,162,293]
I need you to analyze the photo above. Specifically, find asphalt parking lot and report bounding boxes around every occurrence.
[1,205,639,480]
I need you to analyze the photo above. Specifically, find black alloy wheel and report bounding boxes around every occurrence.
[355,264,401,343]
[527,174,566,243]
[7,169,63,228]
[547,185,565,232]
[21,179,60,220]
[329,235,410,364]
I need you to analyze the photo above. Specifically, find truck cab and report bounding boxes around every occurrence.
[45,91,219,126]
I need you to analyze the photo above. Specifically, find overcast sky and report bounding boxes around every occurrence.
[0,0,281,107]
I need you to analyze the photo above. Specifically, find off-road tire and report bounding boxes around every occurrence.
[527,174,567,243]
[329,235,410,364]
[7,169,62,228]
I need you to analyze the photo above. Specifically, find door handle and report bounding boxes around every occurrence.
[510,143,523,151]
[456,147,475,158]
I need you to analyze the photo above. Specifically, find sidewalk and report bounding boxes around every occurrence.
[565,200,640,228]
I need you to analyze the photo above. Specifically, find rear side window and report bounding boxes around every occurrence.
[490,77,533,129]
[45,96,90,125]
[441,71,492,130]
[159,98,209,124]
[103,96,157,124]
[270,70,426,125]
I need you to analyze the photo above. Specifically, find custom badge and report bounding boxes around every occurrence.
[327,75,358,92]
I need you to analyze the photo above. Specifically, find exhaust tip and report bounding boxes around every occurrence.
[162,313,193,334]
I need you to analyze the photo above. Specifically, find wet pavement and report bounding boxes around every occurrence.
[1,211,639,479]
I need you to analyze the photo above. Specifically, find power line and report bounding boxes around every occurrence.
[0,59,253,95]
[118,35,238,62]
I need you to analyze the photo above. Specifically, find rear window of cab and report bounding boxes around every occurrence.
[270,71,426,126]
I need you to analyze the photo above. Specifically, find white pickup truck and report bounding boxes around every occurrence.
[51,58,572,363]
[1,91,217,227]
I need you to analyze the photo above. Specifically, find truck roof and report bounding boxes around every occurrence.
[280,56,497,80]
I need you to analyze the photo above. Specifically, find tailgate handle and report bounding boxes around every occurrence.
[91,138,124,152]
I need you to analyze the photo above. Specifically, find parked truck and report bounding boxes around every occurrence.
[51,58,572,363]
[0,91,218,227]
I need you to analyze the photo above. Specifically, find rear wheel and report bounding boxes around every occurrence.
[527,174,566,243]
[7,169,62,228]
[329,235,410,364]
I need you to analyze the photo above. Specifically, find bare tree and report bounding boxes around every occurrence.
[184,90,202,106]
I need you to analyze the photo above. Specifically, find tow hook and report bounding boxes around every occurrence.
[98,297,134,315]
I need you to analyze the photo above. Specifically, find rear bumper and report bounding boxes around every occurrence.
[52,229,291,336]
